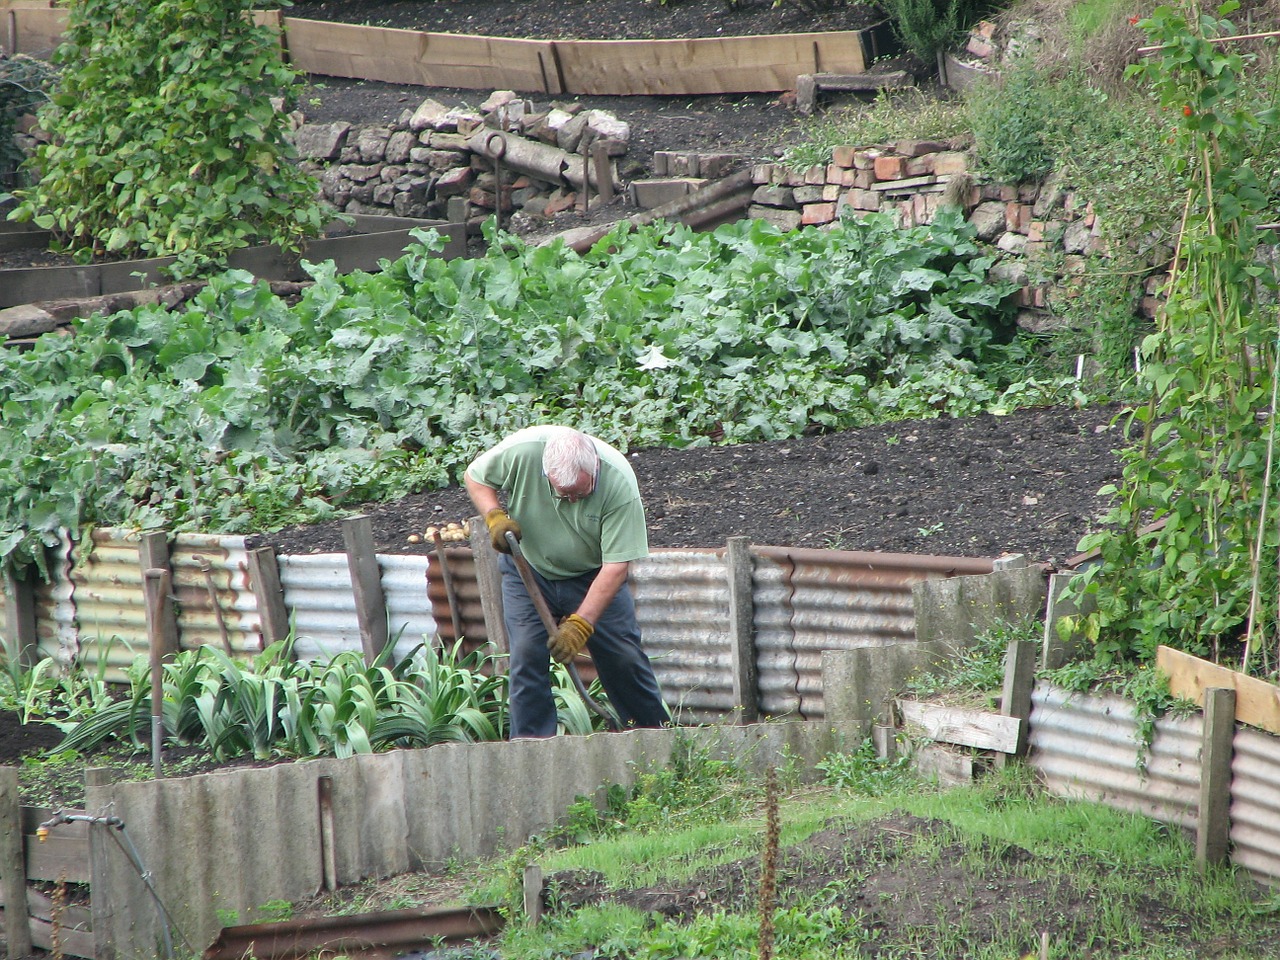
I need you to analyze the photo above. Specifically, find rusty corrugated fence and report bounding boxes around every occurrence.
[17,530,993,718]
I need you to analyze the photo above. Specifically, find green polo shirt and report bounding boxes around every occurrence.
[466,427,649,580]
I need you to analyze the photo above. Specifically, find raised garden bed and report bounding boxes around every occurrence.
[0,214,466,309]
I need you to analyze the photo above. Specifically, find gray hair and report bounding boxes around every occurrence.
[543,427,598,487]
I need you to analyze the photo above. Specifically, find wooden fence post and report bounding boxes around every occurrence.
[86,767,116,960]
[468,516,508,656]
[727,537,758,723]
[1,564,38,671]
[995,639,1037,770]
[1196,686,1235,871]
[342,516,389,666]
[137,532,179,659]
[143,569,172,778]
[0,767,33,958]
[247,546,290,649]
[522,864,543,925]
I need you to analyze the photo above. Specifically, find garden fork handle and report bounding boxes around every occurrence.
[504,531,621,731]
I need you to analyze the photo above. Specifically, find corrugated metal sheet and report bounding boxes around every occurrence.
[25,527,998,724]
[632,550,733,723]
[428,544,996,722]
[170,533,263,655]
[277,554,357,661]
[753,547,994,720]
[63,528,149,682]
[426,547,487,647]
[89,720,849,960]
[278,553,433,664]
[1028,684,1201,830]
[1230,726,1280,887]
[34,533,77,668]
[31,529,268,682]
[379,554,439,657]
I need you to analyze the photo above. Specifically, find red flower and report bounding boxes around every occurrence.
[1129,15,1139,25]
[1183,105,1193,116]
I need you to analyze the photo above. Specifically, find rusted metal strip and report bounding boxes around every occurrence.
[202,905,505,960]
[431,530,465,642]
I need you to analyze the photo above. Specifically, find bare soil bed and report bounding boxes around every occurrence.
[252,403,1125,569]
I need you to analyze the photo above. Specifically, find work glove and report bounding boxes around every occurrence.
[548,614,593,664]
[484,508,522,553]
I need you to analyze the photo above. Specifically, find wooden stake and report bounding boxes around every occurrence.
[343,515,390,666]
[522,864,543,924]
[247,546,289,650]
[0,767,33,959]
[144,569,170,779]
[469,516,508,656]
[1196,687,1235,870]
[138,532,179,659]
[727,537,758,723]
[995,639,1037,769]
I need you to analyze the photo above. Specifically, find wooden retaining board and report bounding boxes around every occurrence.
[284,18,558,94]
[556,32,867,95]
[2,1,65,57]
[21,805,90,884]
[3,4,280,57]
[0,891,94,960]
[899,699,1022,754]
[283,18,868,96]
[1157,644,1280,735]
[0,217,465,310]
[7,5,875,96]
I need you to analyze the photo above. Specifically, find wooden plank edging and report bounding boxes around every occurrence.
[898,699,1023,753]
[1157,644,1280,736]
[4,4,883,97]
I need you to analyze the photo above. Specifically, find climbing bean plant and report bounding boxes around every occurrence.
[9,0,330,278]
[1065,1,1280,677]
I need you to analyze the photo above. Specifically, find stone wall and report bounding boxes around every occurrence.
[291,90,634,238]
[744,139,1145,334]
[11,88,1158,333]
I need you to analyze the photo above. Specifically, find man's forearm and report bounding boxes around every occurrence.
[464,472,500,515]
[577,561,629,624]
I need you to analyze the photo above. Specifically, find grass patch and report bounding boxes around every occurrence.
[782,89,970,170]
[438,761,1280,959]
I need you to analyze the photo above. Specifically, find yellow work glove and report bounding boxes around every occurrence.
[484,508,522,553]
[548,614,593,664]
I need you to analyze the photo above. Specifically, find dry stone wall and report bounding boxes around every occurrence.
[291,89,635,238]
[744,140,1149,335]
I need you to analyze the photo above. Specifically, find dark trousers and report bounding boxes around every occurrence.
[498,555,669,738]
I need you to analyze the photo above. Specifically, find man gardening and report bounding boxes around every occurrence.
[465,425,670,739]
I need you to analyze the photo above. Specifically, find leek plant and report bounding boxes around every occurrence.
[49,637,609,760]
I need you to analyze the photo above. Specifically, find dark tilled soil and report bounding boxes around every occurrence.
[290,0,928,183]
[0,715,64,765]
[251,403,1127,569]
[287,0,884,42]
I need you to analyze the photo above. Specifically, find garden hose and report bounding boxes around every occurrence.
[38,809,189,959]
